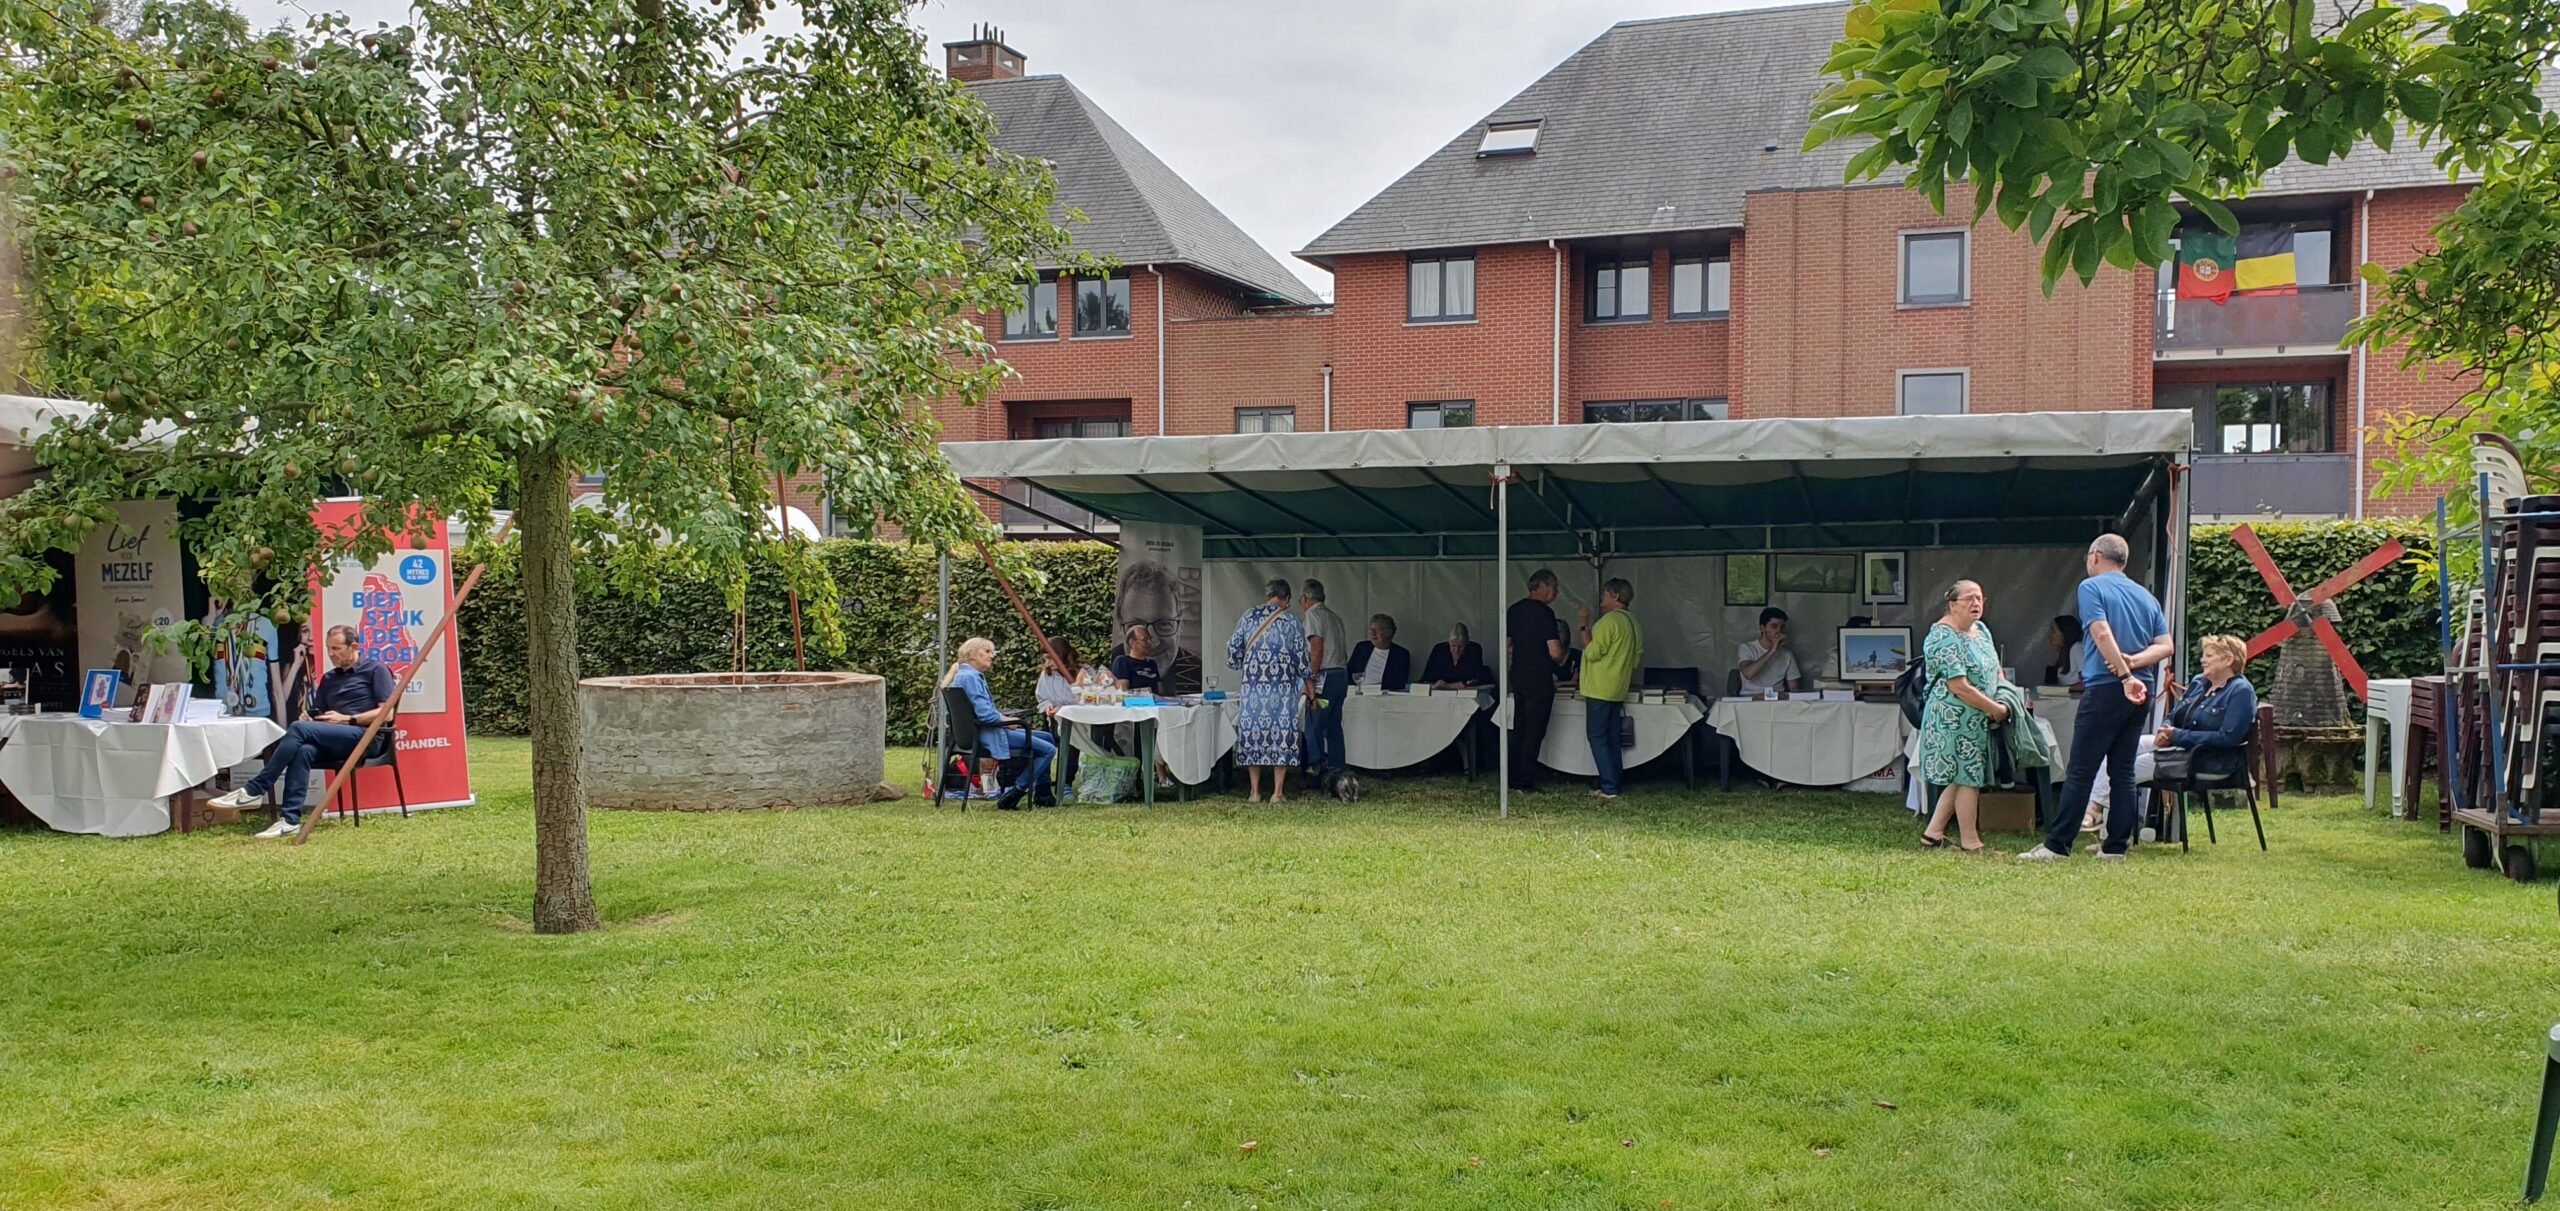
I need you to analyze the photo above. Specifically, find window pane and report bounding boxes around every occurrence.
[1075,280,1102,332]
[1479,122,1540,155]
[1408,403,1441,429]
[2294,228,2333,287]
[1899,372,1966,415]
[1593,270,1617,319]
[1036,282,1057,334]
[1106,278,1130,331]
[1672,260,1703,314]
[1620,264,1651,318]
[1444,257,1474,317]
[1904,233,1964,302]
[1443,401,1475,427]
[1691,397,1729,420]
[1707,259,1731,313]
[1583,402,1630,424]
[1409,259,1441,319]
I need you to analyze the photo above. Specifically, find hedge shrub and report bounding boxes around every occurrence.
[457,539,1118,744]
[2186,520,2441,716]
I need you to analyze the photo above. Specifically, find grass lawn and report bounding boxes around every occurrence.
[3,739,2556,1209]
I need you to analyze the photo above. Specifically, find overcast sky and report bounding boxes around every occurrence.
[225,0,1788,297]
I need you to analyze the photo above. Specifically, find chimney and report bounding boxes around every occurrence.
[944,23,1025,83]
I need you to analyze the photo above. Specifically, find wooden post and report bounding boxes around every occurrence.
[974,541,1066,675]
[294,519,511,844]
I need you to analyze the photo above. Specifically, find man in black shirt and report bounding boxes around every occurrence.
[1504,568,1567,792]
[210,625,397,836]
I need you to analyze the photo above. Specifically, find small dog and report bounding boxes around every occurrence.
[1312,767,1361,803]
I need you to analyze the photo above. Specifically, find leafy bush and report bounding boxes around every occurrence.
[2186,521,2441,715]
[459,539,1118,744]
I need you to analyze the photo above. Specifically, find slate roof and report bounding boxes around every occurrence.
[1298,0,2557,262]
[972,75,1320,305]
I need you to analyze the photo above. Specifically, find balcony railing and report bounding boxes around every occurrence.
[2155,284,2356,356]
[2190,453,2355,518]
[998,481,1116,534]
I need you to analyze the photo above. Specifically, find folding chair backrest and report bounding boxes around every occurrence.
[2474,433,2529,507]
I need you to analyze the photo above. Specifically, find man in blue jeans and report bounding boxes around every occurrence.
[1299,579,1350,776]
[209,625,396,836]
[2021,534,2177,862]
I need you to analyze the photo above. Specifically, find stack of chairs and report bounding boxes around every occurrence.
[2475,435,2560,823]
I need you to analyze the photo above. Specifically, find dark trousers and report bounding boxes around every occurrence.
[1510,678,1555,789]
[2043,685,2148,856]
[247,721,367,824]
[1586,700,1625,795]
[1303,668,1348,771]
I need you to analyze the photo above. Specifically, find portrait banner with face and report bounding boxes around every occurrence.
[306,500,474,813]
[1117,521,1204,695]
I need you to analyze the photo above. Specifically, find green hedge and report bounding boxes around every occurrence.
[2186,520,2441,714]
[457,539,1119,745]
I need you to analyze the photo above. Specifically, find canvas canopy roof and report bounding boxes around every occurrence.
[943,411,2191,561]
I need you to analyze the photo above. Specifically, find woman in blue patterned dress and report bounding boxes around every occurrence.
[1918,579,2011,852]
[1228,578,1311,803]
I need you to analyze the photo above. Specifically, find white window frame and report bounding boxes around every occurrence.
[1898,228,1970,307]
[1896,368,1971,415]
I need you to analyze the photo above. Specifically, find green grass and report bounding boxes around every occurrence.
[2,740,2555,1209]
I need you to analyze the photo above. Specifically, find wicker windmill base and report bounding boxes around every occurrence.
[2274,724,2366,794]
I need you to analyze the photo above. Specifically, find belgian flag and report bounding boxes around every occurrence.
[2231,225,2299,296]
[2176,230,2236,305]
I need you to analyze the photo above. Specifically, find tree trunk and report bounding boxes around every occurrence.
[520,442,599,934]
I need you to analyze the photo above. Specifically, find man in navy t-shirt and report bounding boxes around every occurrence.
[210,624,397,836]
[2023,534,2175,861]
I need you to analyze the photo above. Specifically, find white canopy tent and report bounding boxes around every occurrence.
[941,411,2195,814]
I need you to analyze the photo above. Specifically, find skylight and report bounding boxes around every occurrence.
[1478,121,1540,157]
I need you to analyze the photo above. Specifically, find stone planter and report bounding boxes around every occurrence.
[578,671,891,810]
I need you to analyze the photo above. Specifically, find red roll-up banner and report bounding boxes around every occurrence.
[306,500,474,813]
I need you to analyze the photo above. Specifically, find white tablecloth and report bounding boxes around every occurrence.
[1536,697,1706,776]
[1343,689,1489,770]
[1055,701,1240,786]
[1707,699,1910,787]
[0,714,286,837]
[2032,688,2079,769]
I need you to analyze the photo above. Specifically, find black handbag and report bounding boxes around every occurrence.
[2152,745,2196,786]
[1896,660,1930,727]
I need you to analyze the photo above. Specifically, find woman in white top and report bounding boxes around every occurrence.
[2045,615,2085,688]
[1035,638,1083,715]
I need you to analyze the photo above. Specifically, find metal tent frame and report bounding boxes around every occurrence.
[935,412,2194,817]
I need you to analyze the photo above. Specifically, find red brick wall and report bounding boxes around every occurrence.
[1168,309,1332,432]
[1326,243,1565,429]
[2353,185,2476,517]
[1734,183,2152,418]
[1566,244,1733,411]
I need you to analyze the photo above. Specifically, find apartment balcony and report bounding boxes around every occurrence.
[998,481,1117,536]
[2154,284,2356,359]
[2190,453,2355,518]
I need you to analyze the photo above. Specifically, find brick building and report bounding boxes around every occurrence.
[869,9,2549,535]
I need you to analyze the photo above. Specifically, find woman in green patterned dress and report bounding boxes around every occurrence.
[1918,579,2012,852]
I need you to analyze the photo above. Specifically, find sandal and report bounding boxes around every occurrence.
[1958,841,1987,853]
[1919,833,1951,849]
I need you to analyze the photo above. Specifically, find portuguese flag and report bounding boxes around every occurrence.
[2176,229,2236,305]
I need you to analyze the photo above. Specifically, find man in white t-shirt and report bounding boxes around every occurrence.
[1735,606,1802,696]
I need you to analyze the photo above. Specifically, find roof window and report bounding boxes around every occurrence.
[1478,121,1540,157]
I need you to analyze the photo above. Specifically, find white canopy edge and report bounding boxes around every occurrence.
[941,411,2192,481]
[0,393,97,447]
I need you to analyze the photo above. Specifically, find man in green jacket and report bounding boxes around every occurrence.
[1578,577,1644,800]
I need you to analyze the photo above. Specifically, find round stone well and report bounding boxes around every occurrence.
[579,671,891,810]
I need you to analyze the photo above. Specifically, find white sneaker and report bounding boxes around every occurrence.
[254,819,296,839]
[2095,851,2128,863]
[2016,845,2067,861]
[208,787,261,811]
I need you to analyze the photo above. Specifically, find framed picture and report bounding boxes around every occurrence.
[80,669,120,719]
[1773,553,1858,595]
[1724,554,1768,607]
[1863,550,1909,605]
[1838,626,1914,680]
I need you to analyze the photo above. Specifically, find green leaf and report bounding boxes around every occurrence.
[1964,53,2019,86]
[2182,192,2240,236]
[2394,80,2443,123]
[2017,46,2079,82]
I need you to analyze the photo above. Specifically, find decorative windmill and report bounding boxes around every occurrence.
[2231,525,2406,729]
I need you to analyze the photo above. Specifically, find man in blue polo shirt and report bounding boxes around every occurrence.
[2022,533,2176,862]
[210,625,397,836]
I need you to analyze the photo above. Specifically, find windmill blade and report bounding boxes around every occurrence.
[2313,614,2372,700]
[2305,539,2408,603]
[2231,524,2297,600]
[2244,619,2297,660]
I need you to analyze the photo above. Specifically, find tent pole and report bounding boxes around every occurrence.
[1497,463,1511,821]
[934,550,950,787]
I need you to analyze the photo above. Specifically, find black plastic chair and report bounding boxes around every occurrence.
[331,713,406,826]
[2156,703,2270,851]
[933,686,1027,810]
